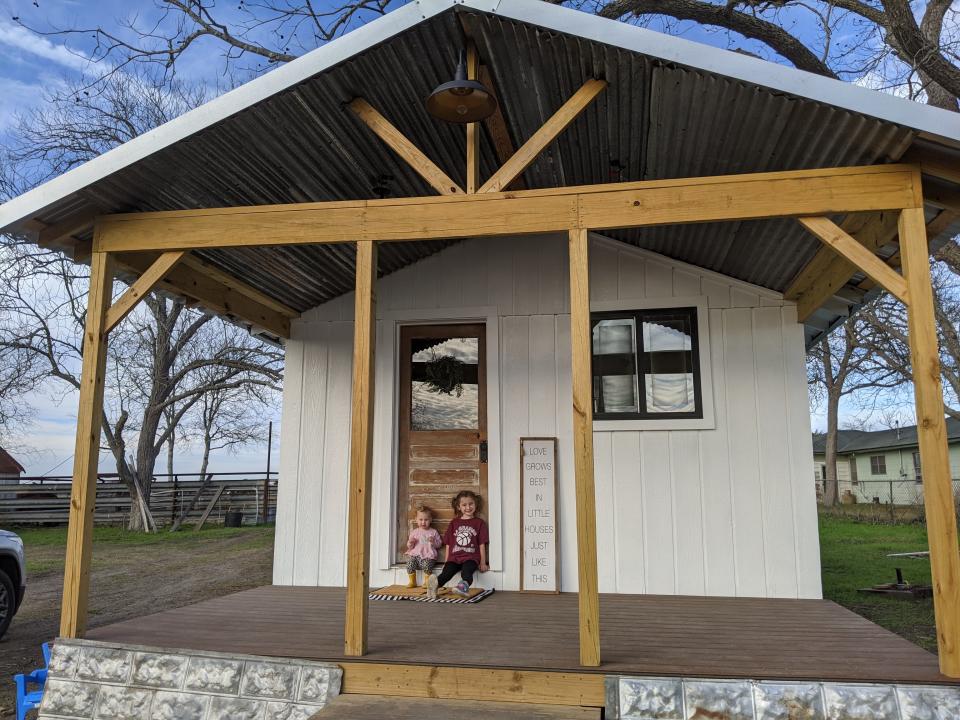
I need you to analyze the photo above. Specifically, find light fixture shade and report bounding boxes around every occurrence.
[426,51,498,123]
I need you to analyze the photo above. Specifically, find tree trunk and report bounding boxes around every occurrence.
[824,390,841,506]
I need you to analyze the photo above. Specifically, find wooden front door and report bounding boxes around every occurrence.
[396,324,487,563]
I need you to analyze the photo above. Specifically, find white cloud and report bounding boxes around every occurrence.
[0,76,43,129]
[0,20,90,72]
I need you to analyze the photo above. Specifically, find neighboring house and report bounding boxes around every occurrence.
[0,446,25,485]
[2,0,960,706]
[814,420,960,504]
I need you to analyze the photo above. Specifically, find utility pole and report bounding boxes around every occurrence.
[262,421,273,524]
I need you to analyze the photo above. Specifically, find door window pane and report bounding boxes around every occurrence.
[411,337,479,430]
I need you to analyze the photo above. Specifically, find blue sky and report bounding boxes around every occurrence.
[0,1,917,473]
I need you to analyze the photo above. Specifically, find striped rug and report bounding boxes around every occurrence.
[368,585,495,604]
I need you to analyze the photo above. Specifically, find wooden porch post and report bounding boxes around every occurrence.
[60,250,114,638]
[568,228,601,667]
[345,240,377,656]
[899,207,960,678]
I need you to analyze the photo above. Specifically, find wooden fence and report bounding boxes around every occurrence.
[0,472,278,528]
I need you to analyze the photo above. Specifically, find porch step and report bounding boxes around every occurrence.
[311,694,601,719]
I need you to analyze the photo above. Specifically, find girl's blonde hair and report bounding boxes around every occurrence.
[414,503,433,518]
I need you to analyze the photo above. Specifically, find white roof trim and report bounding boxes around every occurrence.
[3,0,958,233]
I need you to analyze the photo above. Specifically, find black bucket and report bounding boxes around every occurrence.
[224,511,243,528]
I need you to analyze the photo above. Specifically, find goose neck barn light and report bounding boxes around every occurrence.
[426,50,497,123]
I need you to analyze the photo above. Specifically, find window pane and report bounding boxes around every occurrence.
[592,318,639,414]
[411,337,479,430]
[642,314,695,414]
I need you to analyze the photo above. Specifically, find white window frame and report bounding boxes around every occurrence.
[591,296,715,431]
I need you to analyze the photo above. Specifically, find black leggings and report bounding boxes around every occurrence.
[437,560,478,587]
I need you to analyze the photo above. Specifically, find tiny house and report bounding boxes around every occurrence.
[2,0,960,715]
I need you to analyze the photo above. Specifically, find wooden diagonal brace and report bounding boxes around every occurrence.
[479,79,607,194]
[786,212,900,321]
[798,216,908,305]
[349,98,464,196]
[106,251,187,332]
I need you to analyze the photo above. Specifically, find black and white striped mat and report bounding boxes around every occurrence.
[368,587,496,604]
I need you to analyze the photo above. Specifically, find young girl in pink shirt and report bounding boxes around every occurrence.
[404,504,443,588]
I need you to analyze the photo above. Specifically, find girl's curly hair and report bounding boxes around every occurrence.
[451,490,483,517]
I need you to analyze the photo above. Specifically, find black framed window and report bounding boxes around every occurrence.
[870,455,886,475]
[591,307,702,420]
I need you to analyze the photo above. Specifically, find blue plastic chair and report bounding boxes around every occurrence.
[14,642,50,720]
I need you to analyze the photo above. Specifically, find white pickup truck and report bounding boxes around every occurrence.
[0,529,25,638]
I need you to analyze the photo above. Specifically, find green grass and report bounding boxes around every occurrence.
[819,513,937,652]
[13,524,275,555]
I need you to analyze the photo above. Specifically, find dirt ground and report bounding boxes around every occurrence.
[0,527,274,719]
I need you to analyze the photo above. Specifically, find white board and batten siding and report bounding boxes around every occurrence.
[273,233,822,599]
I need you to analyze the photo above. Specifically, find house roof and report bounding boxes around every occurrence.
[0,446,25,475]
[1,0,958,344]
[812,418,960,454]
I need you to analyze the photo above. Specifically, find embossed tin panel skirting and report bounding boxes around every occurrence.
[607,675,960,720]
[38,639,342,720]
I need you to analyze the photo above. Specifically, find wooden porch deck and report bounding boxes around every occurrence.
[85,586,952,687]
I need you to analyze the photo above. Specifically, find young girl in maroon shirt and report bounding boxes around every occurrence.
[436,490,489,597]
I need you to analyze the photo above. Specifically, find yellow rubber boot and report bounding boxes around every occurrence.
[406,572,418,588]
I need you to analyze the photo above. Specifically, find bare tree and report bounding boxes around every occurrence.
[15,0,959,111]
[808,319,899,505]
[856,239,960,420]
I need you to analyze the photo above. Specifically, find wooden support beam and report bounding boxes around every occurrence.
[786,212,900,321]
[349,98,464,196]
[479,79,607,194]
[60,250,114,638]
[568,228,600,667]
[339,662,605,707]
[466,42,480,194]
[116,252,292,338]
[345,240,377,656]
[95,165,922,254]
[478,65,525,191]
[797,217,909,305]
[105,251,186,332]
[899,206,960,678]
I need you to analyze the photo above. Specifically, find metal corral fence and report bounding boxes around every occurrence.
[0,472,277,528]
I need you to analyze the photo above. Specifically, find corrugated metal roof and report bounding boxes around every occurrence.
[0,3,950,343]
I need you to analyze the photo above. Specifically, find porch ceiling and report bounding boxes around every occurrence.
[2,3,956,345]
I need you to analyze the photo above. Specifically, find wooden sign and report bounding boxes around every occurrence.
[520,437,559,593]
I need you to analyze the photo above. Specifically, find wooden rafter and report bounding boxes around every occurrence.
[116,252,292,338]
[178,255,300,319]
[94,165,922,254]
[105,251,186,332]
[479,79,608,194]
[785,212,900,321]
[37,210,97,249]
[858,209,958,292]
[902,147,960,186]
[349,98,464,196]
[478,65,525,191]
[797,217,908,305]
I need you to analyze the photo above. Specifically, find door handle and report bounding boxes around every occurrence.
[479,440,488,464]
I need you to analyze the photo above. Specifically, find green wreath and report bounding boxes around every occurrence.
[424,355,465,397]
